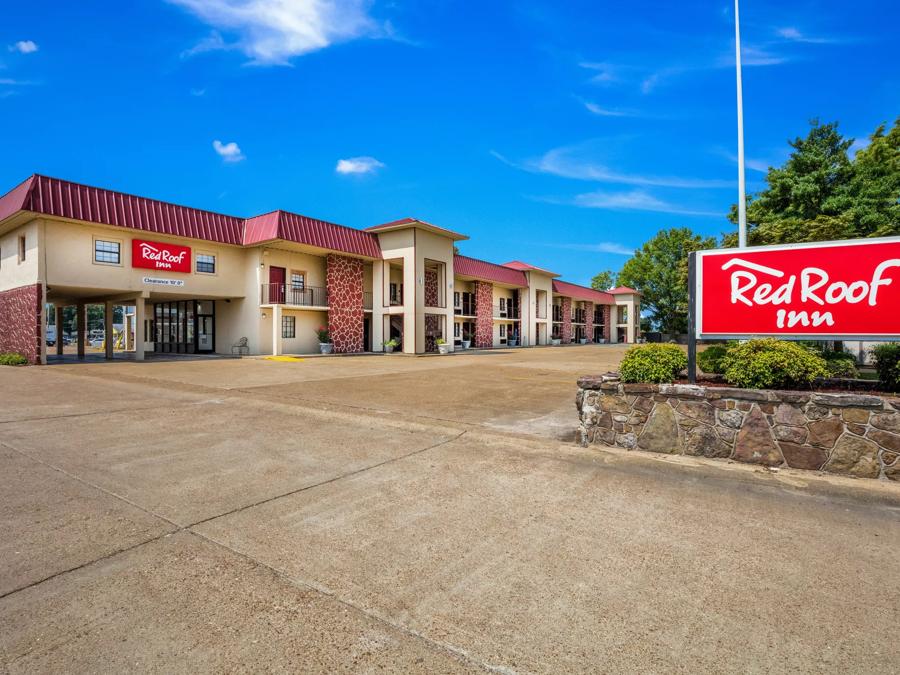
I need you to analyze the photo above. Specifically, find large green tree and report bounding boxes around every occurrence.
[726,118,900,245]
[617,227,715,334]
[590,270,615,291]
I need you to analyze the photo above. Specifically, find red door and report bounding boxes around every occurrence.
[269,266,286,304]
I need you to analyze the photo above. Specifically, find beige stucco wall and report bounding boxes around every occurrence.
[0,218,41,292]
[373,229,415,353]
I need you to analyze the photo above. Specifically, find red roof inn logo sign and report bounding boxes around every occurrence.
[132,239,191,273]
[695,238,900,339]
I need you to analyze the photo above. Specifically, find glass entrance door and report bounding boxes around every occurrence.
[153,300,215,354]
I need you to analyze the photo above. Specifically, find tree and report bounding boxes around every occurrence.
[725,118,900,245]
[617,227,716,334]
[590,270,615,291]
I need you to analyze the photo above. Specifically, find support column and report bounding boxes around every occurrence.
[473,281,493,349]
[561,297,573,344]
[272,304,282,356]
[104,301,114,360]
[134,298,145,361]
[55,305,64,356]
[603,305,611,343]
[76,302,86,360]
[585,301,594,343]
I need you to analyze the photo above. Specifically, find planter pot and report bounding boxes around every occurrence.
[384,344,394,353]
[319,342,334,355]
[461,340,471,350]
[508,339,518,347]
[551,339,561,346]
[438,343,451,354]
[580,338,588,345]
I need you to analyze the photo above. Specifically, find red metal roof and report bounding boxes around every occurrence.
[0,174,381,258]
[243,210,381,258]
[552,279,615,304]
[609,286,641,295]
[454,255,527,287]
[365,217,468,240]
[502,260,559,277]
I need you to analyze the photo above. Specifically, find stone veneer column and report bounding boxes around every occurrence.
[603,305,611,342]
[585,301,594,342]
[0,283,42,364]
[326,254,364,353]
[561,297,573,343]
[424,269,439,306]
[473,281,494,349]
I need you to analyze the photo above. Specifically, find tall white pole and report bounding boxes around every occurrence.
[735,0,747,248]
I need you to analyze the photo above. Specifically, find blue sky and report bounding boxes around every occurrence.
[1,1,897,285]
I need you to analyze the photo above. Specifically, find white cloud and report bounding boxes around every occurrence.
[9,40,38,54]
[170,0,383,65]
[212,139,245,162]
[552,242,634,255]
[571,189,720,217]
[579,61,619,85]
[776,27,836,44]
[190,87,207,96]
[582,100,633,117]
[335,156,384,175]
[493,144,732,189]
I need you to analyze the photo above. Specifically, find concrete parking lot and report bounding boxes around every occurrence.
[2,345,899,673]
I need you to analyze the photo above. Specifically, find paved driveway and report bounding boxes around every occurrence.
[2,346,899,673]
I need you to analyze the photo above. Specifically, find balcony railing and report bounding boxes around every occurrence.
[536,303,547,319]
[594,311,605,324]
[261,283,328,307]
[454,300,477,316]
[573,309,586,324]
[552,305,562,322]
[363,291,373,310]
[493,304,520,320]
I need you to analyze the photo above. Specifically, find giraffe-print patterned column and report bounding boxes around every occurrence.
[561,297,573,343]
[326,254,364,353]
[603,305,611,342]
[584,301,594,342]
[473,281,494,348]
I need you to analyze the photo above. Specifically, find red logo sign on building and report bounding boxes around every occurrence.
[132,239,192,273]
[696,238,900,338]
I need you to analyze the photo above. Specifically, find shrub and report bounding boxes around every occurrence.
[872,344,900,391]
[697,344,729,374]
[314,326,331,343]
[0,352,28,366]
[619,343,687,383]
[821,350,859,379]
[720,339,827,389]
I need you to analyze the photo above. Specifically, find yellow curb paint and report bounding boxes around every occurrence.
[264,356,306,362]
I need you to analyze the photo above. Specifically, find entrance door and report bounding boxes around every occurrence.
[196,300,215,353]
[269,266,286,304]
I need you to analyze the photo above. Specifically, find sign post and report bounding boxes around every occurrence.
[692,237,900,342]
[687,251,697,383]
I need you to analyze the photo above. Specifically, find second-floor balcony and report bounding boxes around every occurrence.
[494,304,520,320]
[454,300,477,316]
[552,305,562,322]
[261,283,328,307]
[573,309,586,324]
[363,291,373,310]
[594,309,605,325]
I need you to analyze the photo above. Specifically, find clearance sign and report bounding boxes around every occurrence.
[694,238,900,339]
[132,239,192,273]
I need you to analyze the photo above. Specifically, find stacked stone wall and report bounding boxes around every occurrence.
[576,377,900,480]
[325,254,364,353]
[560,297,572,343]
[0,283,42,364]
[473,281,493,348]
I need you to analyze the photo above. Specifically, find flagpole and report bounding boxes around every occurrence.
[735,0,747,248]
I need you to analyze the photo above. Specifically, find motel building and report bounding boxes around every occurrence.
[0,175,641,364]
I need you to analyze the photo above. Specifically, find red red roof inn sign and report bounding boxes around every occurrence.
[693,237,900,340]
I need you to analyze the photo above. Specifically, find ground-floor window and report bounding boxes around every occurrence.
[282,315,296,338]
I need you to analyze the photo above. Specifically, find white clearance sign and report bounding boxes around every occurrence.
[142,276,185,287]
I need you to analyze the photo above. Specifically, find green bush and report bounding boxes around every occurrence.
[720,339,827,389]
[872,344,900,391]
[619,343,687,383]
[821,350,859,379]
[697,345,729,374]
[0,352,28,366]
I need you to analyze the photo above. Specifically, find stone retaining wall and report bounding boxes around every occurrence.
[576,376,899,481]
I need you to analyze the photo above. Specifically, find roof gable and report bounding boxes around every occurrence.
[454,255,527,287]
[552,279,615,304]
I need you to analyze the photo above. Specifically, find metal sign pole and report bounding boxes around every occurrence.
[687,251,697,384]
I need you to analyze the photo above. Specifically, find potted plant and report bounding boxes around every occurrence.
[315,326,333,354]
[461,331,472,350]
[383,338,399,353]
[551,334,561,346]
[508,330,518,347]
[436,338,451,355]
[580,336,588,344]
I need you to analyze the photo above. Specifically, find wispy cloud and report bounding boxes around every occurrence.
[713,147,772,174]
[190,87,206,97]
[550,241,634,255]
[581,99,636,117]
[336,156,384,175]
[0,78,36,86]
[170,0,389,65]
[212,139,245,163]
[493,144,732,189]
[578,61,620,85]
[776,27,838,45]
[8,40,38,54]
[571,189,721,217]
